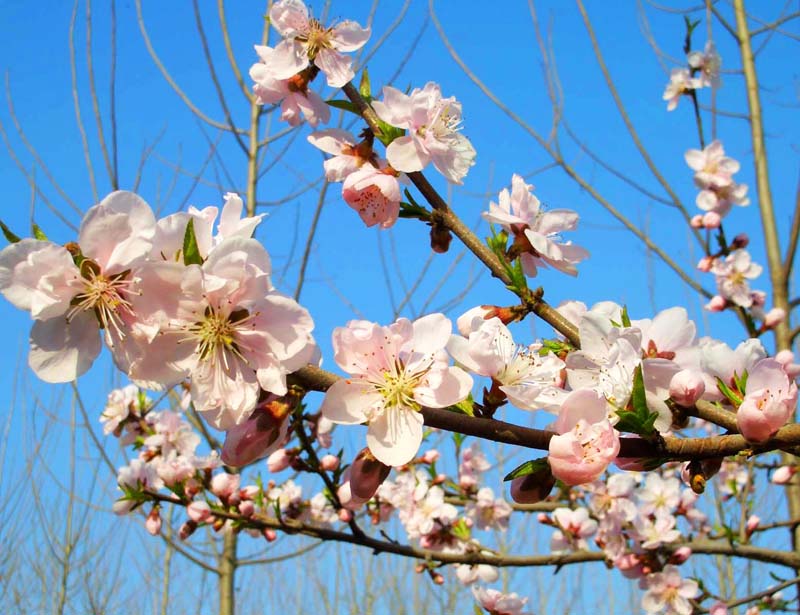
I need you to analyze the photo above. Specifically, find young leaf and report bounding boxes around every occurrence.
[32,223,48,241]
[620,305,632,328]
[359,68,371,99]
[717,377,743,407]
[503,457,549,482]
[182,218,203,266]
[0,220,21,244]
[326,99,360,115]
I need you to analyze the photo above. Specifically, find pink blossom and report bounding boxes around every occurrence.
[641,565,699,615]
[763,308,786,328]
[210,472,240,500]
[100,385,142,435]
[341,165,401,229]
[472,586,531,615]
[737,358,798,442]
[129,238,316,430]
[456,564,498,586]
[267,448,292,473]
[688,41,722,88]
[265,0,370,88]
[483,174,589,277]
[0,191,156,382]
[550,506,598,551]
[685,141,739,190]
[709,602,729,615]
[371,82,476,184]
[187,500,212,523]
[702,211,721,229]
[663,68,700,111]
[772,465,795,484]
[307,129,379,182]
[466,487,512,531]
[548,390,620,485]
[705,294,727,312]
[638,473,681,517]
[118,458,164,492]
[697,181,749,217]
[320,314,472,466]
[447,317,565,411]
[711,250,762,308]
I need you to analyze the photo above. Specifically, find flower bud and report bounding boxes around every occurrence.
[764,308,786,329]
[179,520,198,540]
[432,573,445,585]
[187,500,212,523]
[772,465,795,484]
[709,601,729,615]
[705,295,727,312]
[210,472,240,500]
[509,468,555,504]
[145,507,162,536]
[267,448,291,473]
[337,508,353,523]
[113,499,136,515]
[669,369,706,407]
[730,233,749,249]
[320,454,340,472]
[336,471,370,510]
[421,449,440,464]
[696,256,714,272]
[221,402,288,467]
[430,224,452,253]
[669,546,692,565]
[690,214,704,228]
[263,528,277,542]
[745,514,760,536]
[238,500,255,517]
[349,448,392,501]
[702,211,721,229]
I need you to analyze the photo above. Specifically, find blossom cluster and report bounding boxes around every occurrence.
[0,191,317,431]
[663,40,721,111]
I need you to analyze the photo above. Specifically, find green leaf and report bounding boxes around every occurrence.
[325,99,360,115]
[451,431,466,449]
[614,365,659,436]
[630,364,648,416]
[359,68,371,99]
[716,377,743,407]
[733,370,748,395]
[182,218,203,266]
[398,197,430,220]
[449,393,475,417]
[373,120,405,147]
[0,220,20,244]
[32,223,48,241]
[540,339,571,355]
[503,457,549,482]
[620,305,632,328]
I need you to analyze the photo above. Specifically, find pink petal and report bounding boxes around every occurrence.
[267,39,309,81]
[314,48,354,88]
[332,21,371,52]
[320,378,382,424]
[269,0,309,38]
[385,136,428,173]
[29,312,101,382]
[366,406,424,466]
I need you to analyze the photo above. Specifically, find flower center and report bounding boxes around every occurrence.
[302,19,332,59]
[375,360,423,412]
[187,306,255,365]
[68,260,133,339]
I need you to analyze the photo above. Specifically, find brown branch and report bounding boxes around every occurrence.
[294,365,800,461]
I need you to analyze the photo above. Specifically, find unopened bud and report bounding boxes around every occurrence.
[432,573,444,585]
[349,448,392,501]
[338,508,353,523]
[745,514,760,536]
[187,500,212,523]
[772,465,796,484]
[221,403,288,467]
[421,449,440,464]
[430,224,452,253]
[702,211,721,229]
[320,454,340,472]
[696,256,714,272]
[238,500,255,517]
[267,448,291,473]
[730,233,749,249]
[690,214,704,228]
[669,546,692,565]
[669,370,705,407]
[179,520,198,540]
[432,473,447,485]
[764,308,786,329]
[263,528,277,542]
[145,507,162,536]
[509,468,555,504]
[210,472,240,501]
[705,295,727,312]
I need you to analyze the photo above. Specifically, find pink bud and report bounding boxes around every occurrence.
[764,308,786,328]
[669,369,705,407]
[348,448,392,501]
[241,485,259,500]
[690,214,704,228]
[456,306,494,336]
[750,290,766,307]
[421,449,440,464]
[210,472,240,500]
[615,553,644,579]
[709,601,729,615]
[112,499,136,515]
[509,468,555,504]
[320,454,340,472]
[432,573,444,585]
[696,256,714,272]
[263,528,277,542]
[238,501,255,517]
[179,520,197,540]
[775,350,795,366]
[772,466,795,484]
[336,476,369,510]
[145,507,162,536]
[669,546,692,565]
[746,514,760,535]
[432,473,447,485]
[730,233,749,249]
[221,404,287,467]
[536,512,550,524]
[702,211,721,228]
[187,500,212,523]
[338,508,353,523]
[705,295,727,312]
[267,449,291,473]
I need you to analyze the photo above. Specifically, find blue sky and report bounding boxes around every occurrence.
[0,1,797,612]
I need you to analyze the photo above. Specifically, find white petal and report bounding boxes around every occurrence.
[320,378,382,424]
[29,312,101,382]
[366,406,424,466]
